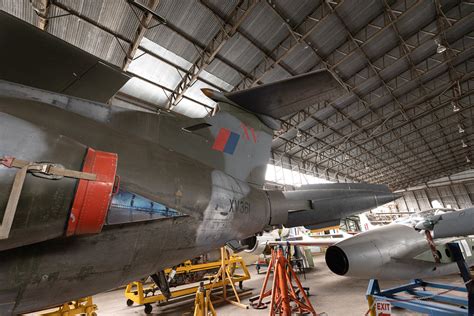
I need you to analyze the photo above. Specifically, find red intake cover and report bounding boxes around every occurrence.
[66,148,118,236]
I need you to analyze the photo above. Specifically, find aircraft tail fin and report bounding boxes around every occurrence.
[200,71,344,186]
[224,70,345,119]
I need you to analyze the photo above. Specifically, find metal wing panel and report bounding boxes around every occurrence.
[0,11,130,103]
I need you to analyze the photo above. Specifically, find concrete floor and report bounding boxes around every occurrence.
[91,254,466,316]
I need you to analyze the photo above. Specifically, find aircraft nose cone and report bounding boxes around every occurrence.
[375,192,402,206]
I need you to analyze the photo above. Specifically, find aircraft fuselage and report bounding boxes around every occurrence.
[0,83,272,314]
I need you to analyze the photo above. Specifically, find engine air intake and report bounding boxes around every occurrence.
[325,246,349,276]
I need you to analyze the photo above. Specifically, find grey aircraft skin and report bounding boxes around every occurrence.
[0,11,400,315]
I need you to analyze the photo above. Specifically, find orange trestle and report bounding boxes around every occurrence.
[251,247,317,316]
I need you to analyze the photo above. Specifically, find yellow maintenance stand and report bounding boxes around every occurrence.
[194,282,216,316]
[124,248,251,314]
[37,297,97,316]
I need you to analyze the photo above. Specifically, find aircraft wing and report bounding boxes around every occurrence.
[410,237,474,264]
[0,11,130,103]
[432,207,474,238]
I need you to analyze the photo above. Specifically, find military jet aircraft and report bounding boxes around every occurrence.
[326,207,474,280]
[0,11,399,314]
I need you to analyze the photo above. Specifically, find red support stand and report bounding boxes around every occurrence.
[251,247,317,316]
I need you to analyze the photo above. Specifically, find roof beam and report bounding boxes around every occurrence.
[166,0,258,109]
[382,151,472,189]
[48,0,218,113]
[362,143,470,186]
[379,0,458,176]
[303,39,473,162]
[270,149,356,183]
[330,0,460,72]
[273,127,362,176]
[200,0,298,77]
[51,0,223,92]
[364,127,472,185]
[280,10,470,148]
[50,0,130,42]
[231,1,332,91]
[330,24,470,138]
[32,0,50,31]
[295,79,473,186]
[122,0,160,71]
[268,0,468,188]
[280,8,473,156]
[275,60,472,187]
[301,0,450,177]
[343,84,473,181]
[275,106,415,180]
[433,0,471,178]
[267,1,428,182]
[136,45,223,91]
[361,119,472,183]
[384,151,471,189]
[317,68,474,165]
[265,1,349,90]
[50,0,254,86]
[353,95,473,174]
[125,71,214,111]
[307,2,446,178]
[384,155,469,188]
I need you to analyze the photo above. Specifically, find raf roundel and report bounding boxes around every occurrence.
[212,128,240,155]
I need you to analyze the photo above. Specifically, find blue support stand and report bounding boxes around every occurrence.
[447,242,473,315]
[366,242,473,316]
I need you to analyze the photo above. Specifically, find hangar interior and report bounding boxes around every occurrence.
[3,0,472,189]
[1,0,473,315]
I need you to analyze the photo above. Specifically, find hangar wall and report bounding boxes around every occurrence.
[394,170,474,212]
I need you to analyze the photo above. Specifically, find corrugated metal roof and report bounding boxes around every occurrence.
[145,25,200,64]
[273,0,321,26]
[204,0,239,19]
[1,0,38,24]
[218,33,264,73]
[259,64,291,84]
[47,5,127,66]
[1,0,472,189]
[206,58,242,87]
[282,42,319,74]
[153,0,220,48]
[238,1,289,53]
[59,0,140,40]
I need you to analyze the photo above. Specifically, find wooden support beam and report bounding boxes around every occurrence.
[166,0,259,109]
[32,0,50,31]
[122,0,160,71]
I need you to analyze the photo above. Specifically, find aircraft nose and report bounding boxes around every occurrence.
[375,192,402,206]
